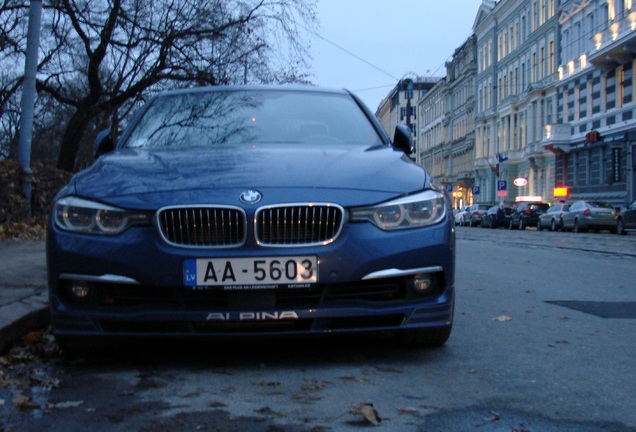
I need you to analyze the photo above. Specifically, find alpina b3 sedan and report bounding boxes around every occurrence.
[47,86,455,347]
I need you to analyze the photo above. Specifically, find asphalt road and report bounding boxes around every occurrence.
[1,227,635,431]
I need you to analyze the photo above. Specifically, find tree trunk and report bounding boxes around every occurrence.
[56,106,94,172]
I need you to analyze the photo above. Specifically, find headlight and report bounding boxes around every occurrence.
[350,190,447,230]
[54,197,150,235]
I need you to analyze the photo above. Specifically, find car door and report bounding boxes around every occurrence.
[625,199,636,229]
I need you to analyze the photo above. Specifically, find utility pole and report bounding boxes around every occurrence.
[17,0,43,218]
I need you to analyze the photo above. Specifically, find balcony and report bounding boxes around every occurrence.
[588,10,636,71]
[542,123,571,154]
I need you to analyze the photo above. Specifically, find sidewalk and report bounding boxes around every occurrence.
[0,240,49,354]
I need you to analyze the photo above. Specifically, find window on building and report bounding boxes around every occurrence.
[540,0,546,25]
[522,16,526,42]
[532,52,537,82]
[498,35,503,59]
[618,66,625,109]
[521,62,526,91]
[549,41,555,74]
[549,0,555,18]
[540,47,546,80]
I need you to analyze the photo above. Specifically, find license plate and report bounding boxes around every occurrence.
[184,256,318,287]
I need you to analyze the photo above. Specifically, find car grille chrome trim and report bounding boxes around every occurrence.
[157,206,247,248]
[255,203,345,247]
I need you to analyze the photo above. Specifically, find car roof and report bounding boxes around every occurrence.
[156,85,352,98]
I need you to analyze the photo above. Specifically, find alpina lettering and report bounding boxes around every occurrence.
[205,311,299,321]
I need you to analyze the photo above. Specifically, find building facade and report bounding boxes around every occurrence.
[543,0,636,206]
[418,36,477,209]
[376,76,441,150]
[474,0,560,205]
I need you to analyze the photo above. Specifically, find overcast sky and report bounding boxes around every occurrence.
[308,0,483,111]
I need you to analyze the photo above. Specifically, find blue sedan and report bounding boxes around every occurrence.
[47,86,455,348]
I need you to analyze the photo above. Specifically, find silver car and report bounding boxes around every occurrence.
[561,200,617,233]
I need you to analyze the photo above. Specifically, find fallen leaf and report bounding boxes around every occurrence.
[397,407,419,415]
[350,402,382,425]
[51,400,84,409]
[374,365,403,373]
[484,410,501,422]
[254,406,287,417]
[13,393,40,410]
[22,331,43,344]
[493,315,512,322]
[253,380,280,387]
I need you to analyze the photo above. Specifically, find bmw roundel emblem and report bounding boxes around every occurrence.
[239,190,262,204]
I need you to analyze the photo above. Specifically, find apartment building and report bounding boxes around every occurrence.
[418,36,477,209]
[376,76,441,151]
[474,0,559,205]
[543,0,636,205]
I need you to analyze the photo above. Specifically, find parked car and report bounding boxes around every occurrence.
[481,205,512,228]
[467,203,491,227]
[46,85,455,348]
[509,202,550,230]
[537,202,570,231]
[454,206,470,226]
[616,198,636,235]
[561,200,617,233]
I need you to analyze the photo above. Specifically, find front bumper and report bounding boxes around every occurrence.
[47,219,455,338]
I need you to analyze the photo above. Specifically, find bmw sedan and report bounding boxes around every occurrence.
[47,86,455,348]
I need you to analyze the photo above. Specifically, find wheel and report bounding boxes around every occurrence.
[550,219,557,232]
[398,326,452,347]
[509,218,515,230]
[617,219,626,235]
[537,220,543,231]
[573,219,581,233]
[519,219,525,230]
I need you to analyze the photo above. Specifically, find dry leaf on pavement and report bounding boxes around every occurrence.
[350,402,382,425]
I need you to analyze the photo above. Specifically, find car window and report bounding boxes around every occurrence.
[590,202,612,208]
[123,90,384,149]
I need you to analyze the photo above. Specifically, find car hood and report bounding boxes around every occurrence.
[69,145,428,209]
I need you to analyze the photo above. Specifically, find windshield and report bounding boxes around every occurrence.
[122,89,384,149]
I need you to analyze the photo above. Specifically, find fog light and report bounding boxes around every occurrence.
[412,274,432,293]
[71,282,90,298]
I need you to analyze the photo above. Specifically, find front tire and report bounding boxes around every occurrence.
[617,218,627,235]
[551,219,557,232]
[573,219,581,233]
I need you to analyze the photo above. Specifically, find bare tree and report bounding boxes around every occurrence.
[34,0,316,172]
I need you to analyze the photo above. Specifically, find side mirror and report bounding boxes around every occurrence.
[94,129,115,159]
[393,124,413,154]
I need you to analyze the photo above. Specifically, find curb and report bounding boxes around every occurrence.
[0,292,50,354]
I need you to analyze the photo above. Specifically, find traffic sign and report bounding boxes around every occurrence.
[445,184,453,193]
[497,180,507,191]
[472,186,480,195]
